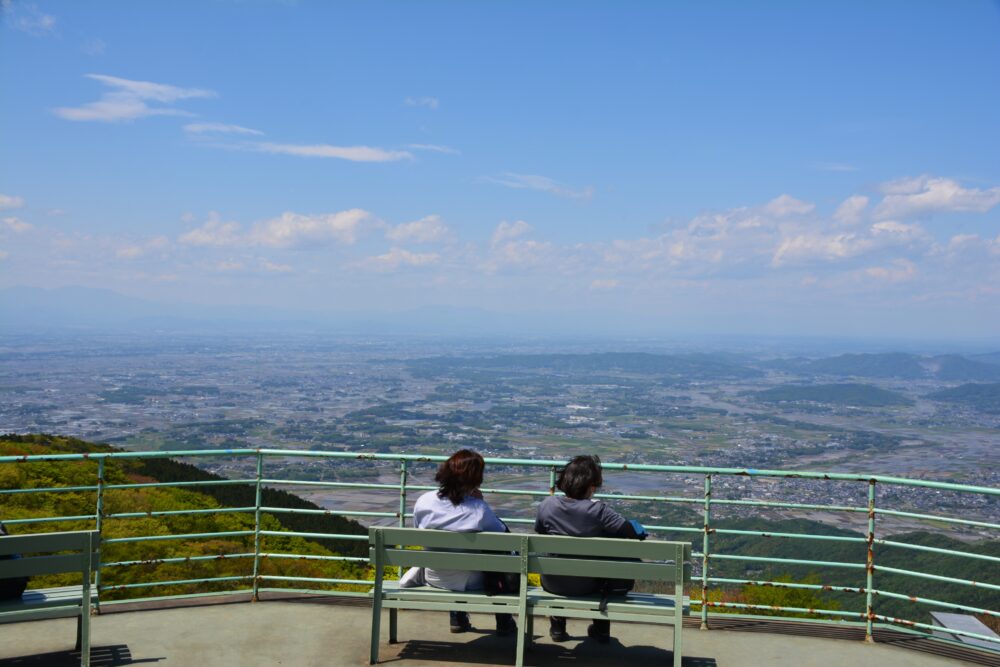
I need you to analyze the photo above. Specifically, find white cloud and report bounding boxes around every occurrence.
[0,194,24,210]
[116,235,169,259]
[590,279,619,290]
[53,73,215,122]
[3,1,55,36]
[260,259,293,273]
[354,247,440,272]
[491,220,533,246]
[764,194,815,217]
[2,217,32,233]
[386,215,450,243]
[179,213,242,247]
[833,195,869,226]
[256,142,412,162]
[874,175,1000,220]
[407,143,460,155]
[249,209,373,248]
[404,96,439,109]
[184,122,263,136]
[865,259,917,284]
[482,173,594,201]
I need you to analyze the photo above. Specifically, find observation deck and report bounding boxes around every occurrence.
[1,447,997,666]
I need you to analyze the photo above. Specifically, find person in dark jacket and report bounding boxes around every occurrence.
[534,455,642,643]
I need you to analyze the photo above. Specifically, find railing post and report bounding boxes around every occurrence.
[865,479,877,643]
[549,466,557,495]
[251,450,264,602]
[397,459,408,578]
[93,458,105,613]
[700,473,712,630]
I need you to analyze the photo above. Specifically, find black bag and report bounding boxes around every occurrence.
[483,571,521,596]
[0,522,29,600]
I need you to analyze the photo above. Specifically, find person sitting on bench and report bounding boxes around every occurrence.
[534,455,644,644]
[413,449,518,636]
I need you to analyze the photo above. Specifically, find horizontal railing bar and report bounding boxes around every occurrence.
[707,577,866,594]
[709,498,869,513]
[6,448,1000,495]
[1,515,96,525]
[874,538,1000,563]
[712,529,866,543]
[261,479,402,491]
[257,587,371,598]
[0,484,98,495]
[710,554,865,569]
[873,565,1000,591]
[260,552,368,563]
[104,507,256,520]
[102,553,255,568]
[105,479,255,491]
[645,525,703,534]
[100,575,252,590]
[258,576,370,585]
[259,530,367,542]
[874,508,1000,531]
[702,601,865,618]
[103,530,254,544]
[871,589,1000,617]
[258,506,397,519]
[871,613,1000,645]
[100,589,253,606]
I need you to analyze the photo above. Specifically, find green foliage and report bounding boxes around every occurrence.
[756,383,912,407]
[927,383,1000,413]
[0,434,368,600]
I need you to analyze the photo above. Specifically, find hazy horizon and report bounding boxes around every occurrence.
[2,2,1000,340]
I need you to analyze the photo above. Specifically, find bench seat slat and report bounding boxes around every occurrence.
[530,534,686,561]
[529,556,682,581]
[372,529,523,551]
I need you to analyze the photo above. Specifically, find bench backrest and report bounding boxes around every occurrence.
[530,534,691,583]
[0,531,99,581]
[368,527,691,583]
[370,527,527,574]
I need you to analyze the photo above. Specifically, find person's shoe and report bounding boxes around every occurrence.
[549,618,570,642]
[495,614,517,636]
[450,611,473,633]
[587,623,611,644]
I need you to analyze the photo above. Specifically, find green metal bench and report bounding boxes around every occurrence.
[0,531,100,667]
[368,526,691,667]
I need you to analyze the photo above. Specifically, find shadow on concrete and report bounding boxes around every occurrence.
[389,632,716,667]
[0,645,164,666]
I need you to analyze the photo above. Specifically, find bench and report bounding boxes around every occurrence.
[0,530,100,667]
[368,527,691,667]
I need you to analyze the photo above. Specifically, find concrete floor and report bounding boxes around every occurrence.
[0,597,993,667]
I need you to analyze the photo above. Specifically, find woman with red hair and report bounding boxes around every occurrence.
[413,449,516,636]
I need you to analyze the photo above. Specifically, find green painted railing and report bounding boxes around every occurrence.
[1,448,998,653]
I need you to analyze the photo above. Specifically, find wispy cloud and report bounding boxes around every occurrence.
[3,217,32,233]
[184,122,263,136]
[481,172,594,201]
[82,38,106,56]
[874,175,1000,220]
[386,215,450,244]
[353,247,440,272]
[256,142,413,162]
[249,210,374,248]
[53,74,216,122]
[404,96,439,110]
[407,143,460,155]
[2,1,56,36]
[0,194,24,210]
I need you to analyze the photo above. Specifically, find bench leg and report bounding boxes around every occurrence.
[76,615,82,651]
[370,599,382,664]
[388,608,398,644]
[672,611,683,667]
[80,612,91,667]
[525,613,533,647]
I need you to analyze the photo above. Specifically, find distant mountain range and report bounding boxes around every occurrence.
[768,352,1000,382]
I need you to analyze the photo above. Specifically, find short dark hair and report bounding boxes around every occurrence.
[556,455,603,500]
[435,449,485,505]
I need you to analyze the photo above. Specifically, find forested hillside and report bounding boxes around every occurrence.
[0,434,369,600]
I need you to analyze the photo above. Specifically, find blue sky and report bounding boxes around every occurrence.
[2,1,999,338]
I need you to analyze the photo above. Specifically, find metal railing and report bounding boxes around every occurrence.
[1,448,997,653]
